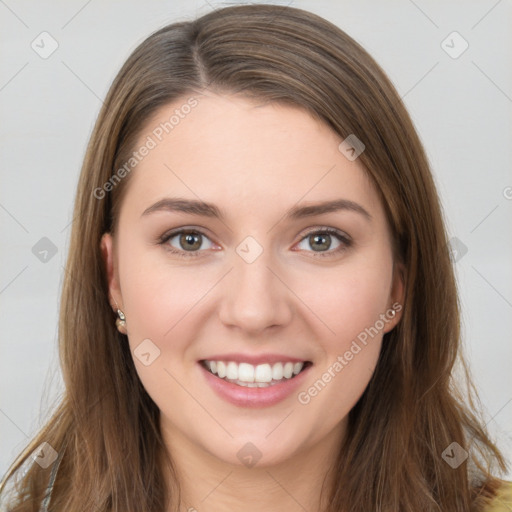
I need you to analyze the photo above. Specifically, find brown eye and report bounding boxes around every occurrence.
[178,231,203,251]
[308,233,332,251]
[159,229,214,257]
[295,228,351,257]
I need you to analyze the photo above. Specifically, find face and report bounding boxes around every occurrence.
[101,92,404,469]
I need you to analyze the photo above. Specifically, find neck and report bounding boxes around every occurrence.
[161,420,345,512]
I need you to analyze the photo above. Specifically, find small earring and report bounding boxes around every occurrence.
[116,309,127,335]
[389,309,396,318]
[112,297,127,335]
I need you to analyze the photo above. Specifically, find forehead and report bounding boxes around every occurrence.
[122,93,384,223]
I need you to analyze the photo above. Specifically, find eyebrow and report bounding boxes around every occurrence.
[141,197,372,222]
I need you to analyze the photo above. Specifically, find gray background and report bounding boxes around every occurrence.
[1,0,511,480]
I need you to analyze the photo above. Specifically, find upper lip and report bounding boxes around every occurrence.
[200,353,311,365]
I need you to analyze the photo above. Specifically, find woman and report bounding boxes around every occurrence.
[1,4,510,511]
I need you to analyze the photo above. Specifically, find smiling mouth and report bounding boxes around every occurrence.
[200,359,313,388]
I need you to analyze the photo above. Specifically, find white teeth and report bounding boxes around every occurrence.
[272,362,283,380]
[238,362,255,382]
[203,359,307,385]
[217,361,226,378]
[293,362,303,375]
[254,363,272,383]
[226,361,238,380]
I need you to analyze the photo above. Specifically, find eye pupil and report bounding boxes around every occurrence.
[310,233,330,251]
[181,232,201,250]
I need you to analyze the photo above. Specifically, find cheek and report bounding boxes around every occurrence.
[117,239,206,356]
[117,250,209,409]
[303,256,393,349]
[293,253,393,427]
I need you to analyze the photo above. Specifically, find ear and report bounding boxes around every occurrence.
[100,232,123,311]
[383,261,406,333]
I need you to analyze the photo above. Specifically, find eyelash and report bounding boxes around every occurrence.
[157,227,352,259]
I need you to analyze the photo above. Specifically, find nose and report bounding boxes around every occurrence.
[218,244,293,335]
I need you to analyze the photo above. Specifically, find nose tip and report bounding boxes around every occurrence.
[217,247,292,333]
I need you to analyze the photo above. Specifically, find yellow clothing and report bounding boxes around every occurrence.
[485,481,512,511]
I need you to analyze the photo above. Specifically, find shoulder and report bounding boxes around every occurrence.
[484,480,512,511]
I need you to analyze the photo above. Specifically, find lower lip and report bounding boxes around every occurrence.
[199,362,311,408]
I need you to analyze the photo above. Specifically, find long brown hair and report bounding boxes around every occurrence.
[1,4,508,511]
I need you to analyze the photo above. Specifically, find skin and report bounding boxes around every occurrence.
[101,92,404,512]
